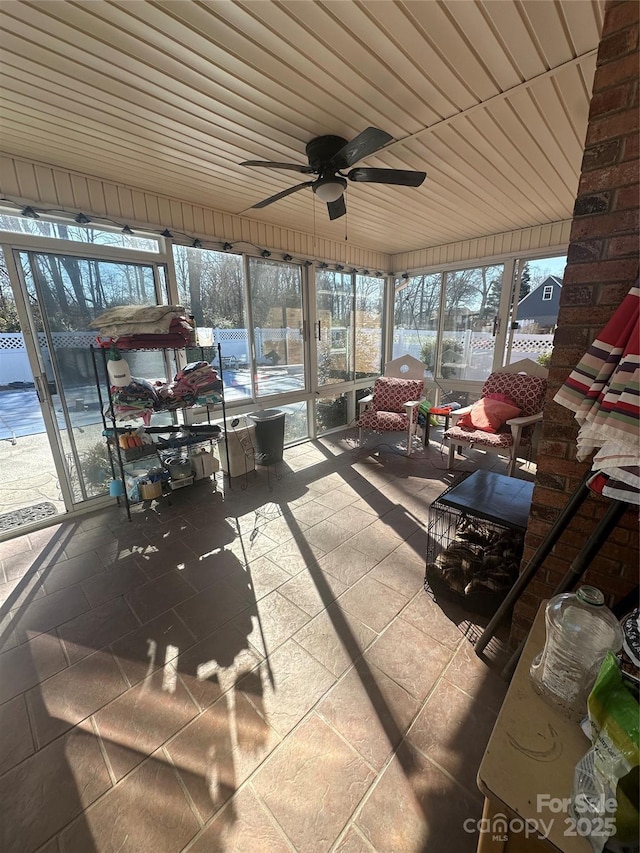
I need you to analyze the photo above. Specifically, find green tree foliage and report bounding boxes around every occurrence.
[174,246,245,327]
[520,262,532,299]
[396,265,503,333]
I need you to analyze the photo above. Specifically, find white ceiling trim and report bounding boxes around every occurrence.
[0,0,605,255]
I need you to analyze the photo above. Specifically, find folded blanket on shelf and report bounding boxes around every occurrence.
[110,377,159,425]
[91,304,185,336]
[97,317,195,349]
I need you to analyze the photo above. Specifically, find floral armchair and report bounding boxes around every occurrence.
[357,355,426,456]
[444,359,548,477]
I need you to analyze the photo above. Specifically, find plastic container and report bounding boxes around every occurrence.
[218,419,256,477]
[530,585,623,720]
[247,409,285,465]
[106,347,131,387]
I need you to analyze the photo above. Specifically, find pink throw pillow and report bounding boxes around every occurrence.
[457,398,522,433]
[485,392,517,405]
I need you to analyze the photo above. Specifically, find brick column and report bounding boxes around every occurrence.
[511,0,639,643]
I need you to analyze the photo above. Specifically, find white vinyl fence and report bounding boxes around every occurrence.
[0,328,554,387]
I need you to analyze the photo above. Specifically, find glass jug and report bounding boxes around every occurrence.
[530,586,623,720]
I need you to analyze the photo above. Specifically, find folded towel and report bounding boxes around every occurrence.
[91,305,185,335]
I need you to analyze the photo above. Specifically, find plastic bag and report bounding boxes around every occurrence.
[570,653,639,852]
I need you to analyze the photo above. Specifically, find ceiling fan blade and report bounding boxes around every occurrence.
[328,127,394,170]
[347,167,427,187]
[251,181,315,209]
[327,195,346,221]
[241,160,313,174]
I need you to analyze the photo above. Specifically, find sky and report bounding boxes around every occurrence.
[527,254,567,282]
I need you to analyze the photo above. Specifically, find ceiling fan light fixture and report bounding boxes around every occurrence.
[313,176,347,203]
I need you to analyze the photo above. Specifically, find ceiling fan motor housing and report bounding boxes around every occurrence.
[305,135,348,171]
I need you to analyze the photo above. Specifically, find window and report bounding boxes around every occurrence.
[507,255,565,365]
[173,245,250,402]
[0,212,160,252]
[393,273,442,377]
[315,270,384,386]
[248,257,305,398]
[393,265,503,384]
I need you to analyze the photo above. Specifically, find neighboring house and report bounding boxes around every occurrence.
[516,275,562,331]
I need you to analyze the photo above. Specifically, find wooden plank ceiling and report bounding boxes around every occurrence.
[0,0,604,254]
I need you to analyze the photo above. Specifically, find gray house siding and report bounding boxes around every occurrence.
[516,276,562,330]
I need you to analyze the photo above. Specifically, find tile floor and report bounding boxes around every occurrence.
[0,432,526,853]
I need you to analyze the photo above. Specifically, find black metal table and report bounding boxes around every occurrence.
[437,470,534,531]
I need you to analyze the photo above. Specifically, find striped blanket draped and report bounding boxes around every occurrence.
[553,283,639,505]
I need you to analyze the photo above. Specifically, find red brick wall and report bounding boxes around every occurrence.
[511,0,639,643]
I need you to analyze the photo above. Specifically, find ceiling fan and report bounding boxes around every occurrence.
[241,127,426,221]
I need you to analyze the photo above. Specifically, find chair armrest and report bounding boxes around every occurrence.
[449,405,473,425]
[358,394,374,414]
[506,412,543,427]
[403,398,425,412]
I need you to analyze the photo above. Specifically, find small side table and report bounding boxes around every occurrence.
[423,405,455,445]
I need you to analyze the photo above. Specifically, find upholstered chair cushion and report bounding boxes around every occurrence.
[372,377,424,413]
[481,373,547,417]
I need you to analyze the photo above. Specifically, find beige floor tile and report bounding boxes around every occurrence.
[9,585,90,644]
[406,678,498,797]
[313,488,359,511]
[80,557,148,608]
[0,631,68,705]
[278,567,347,616]
[0,573,46,608]
[253,713,375,853]
[401,590,466,651]
[443,638,508,715]
[26,647,129,748]
[266,535,326,576]
[236,590,311,657]
[57,596,140,665]
[329,504,377,534]
[317,661,420,770]
[174,574,254,641]
[124,569,196,623]
[0,437,515,853]
[304,518,359,553]
[59,750,199,853]
[243,556,291,600]
[237,639,335,737]
[289,500,337,527]
[0,728,111,853]
[186,785,292,852]
[345,522,403,562]
[0,694,34,775]
[364,617,453,701]
[337,576,408,633]
[317,542,379,587]
[93,667,199,781]
[40,551,106,594]
[333,826,377,852]
[166,689,281,821]
[174,622,263,710]
[356,743,482,853]
[368,543,426,599]
[176,549,244,591]
[293,603,377,678]
[135,538,199,579]
[259,514,308,543]
[110,610,196,686]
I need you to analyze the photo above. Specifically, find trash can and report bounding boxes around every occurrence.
[247,409,285,465]
[217,418,256,478]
